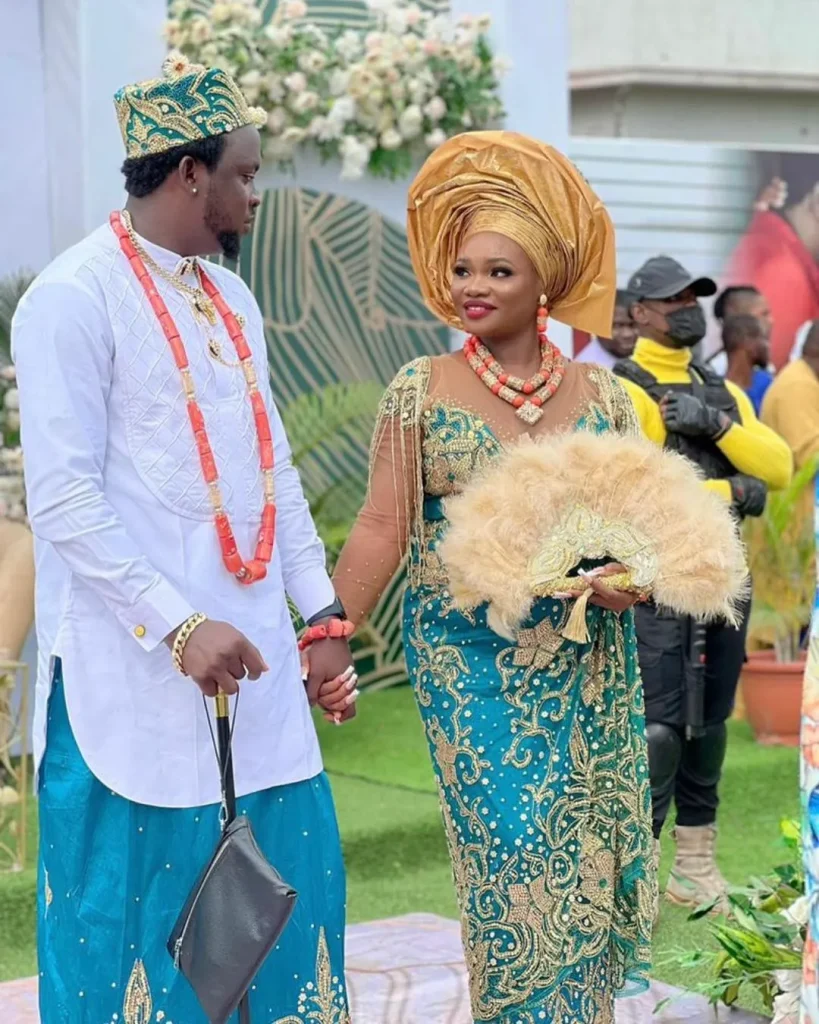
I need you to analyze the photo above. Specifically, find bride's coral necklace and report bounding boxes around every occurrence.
[110,210,276,585]
[464,307,565,425]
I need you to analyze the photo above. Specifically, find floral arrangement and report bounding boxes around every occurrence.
[165,0,506,180]
[0,365,24,525]
[660,819,804,1023]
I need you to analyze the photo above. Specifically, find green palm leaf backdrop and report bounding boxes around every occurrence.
[235,187,447,690]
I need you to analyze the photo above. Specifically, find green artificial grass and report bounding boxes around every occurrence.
[0,684,800,1015]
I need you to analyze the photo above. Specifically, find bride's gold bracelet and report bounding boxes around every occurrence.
[172,612,208,675]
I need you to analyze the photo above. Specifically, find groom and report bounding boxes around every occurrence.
[13,54,355,1022]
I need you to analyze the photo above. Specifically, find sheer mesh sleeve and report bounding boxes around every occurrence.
[586,365,641,437]
[333,357,431,626]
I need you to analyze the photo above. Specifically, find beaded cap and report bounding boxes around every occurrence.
[115,51,267,160]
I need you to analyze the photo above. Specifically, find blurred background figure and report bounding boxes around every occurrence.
[762,319,819,475]
[721,314,772,414]
[724,156,819,369]
[712,285,774,413]
[575,288,637,368]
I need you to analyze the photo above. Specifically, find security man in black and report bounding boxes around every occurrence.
[613,255,793,910]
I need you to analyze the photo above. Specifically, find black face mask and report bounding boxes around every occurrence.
[665,305,707,347]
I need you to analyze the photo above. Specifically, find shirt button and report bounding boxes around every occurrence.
[134,625,146,639]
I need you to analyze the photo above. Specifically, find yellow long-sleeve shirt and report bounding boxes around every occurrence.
[619,338,793,502]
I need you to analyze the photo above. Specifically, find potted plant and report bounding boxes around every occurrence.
[659,819,804,1023]
[741,456,818,745]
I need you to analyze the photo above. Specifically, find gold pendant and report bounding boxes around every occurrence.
[195,297,218,325]
[207,338,240,368]
[515,401,544,425]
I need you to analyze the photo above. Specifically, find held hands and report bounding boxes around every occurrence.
[660,392,728,440]
[166,619,268,697]
[554,563,643,614]
[300,630,358,725]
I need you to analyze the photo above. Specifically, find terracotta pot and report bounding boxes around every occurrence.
[740,649,806,747]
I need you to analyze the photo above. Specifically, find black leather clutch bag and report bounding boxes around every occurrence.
[167,694,298,1024]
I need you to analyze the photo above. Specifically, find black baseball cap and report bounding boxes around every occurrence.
[627,255,717,301]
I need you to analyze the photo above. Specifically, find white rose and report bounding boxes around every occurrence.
[336,30,362,62]
[264,73,285,102]
[380,128,403,151]
[3,388,18,411]
[425,128,446,149]
[386,9,407,34]
[291,90,319,114]
[5,411,19,433]
[398,104,423,140]
[423,96,447,121]
[405,5,423,27]
[281,0,308,18]
[365,31,384,53]
[210,3,232,24]
[298,50,327,74]
[476,14,492,32]
[284,71,308,94]
[309,116,339,142]
[328,95,356,124]
[264,23,293,46]
[462,111,474,128]
[189,17,212,44]
[0,785,19,807]
[422,38,442,57]
[328,69,350,96]
[282,126,307,144]
[0,366,16,383]
[266,108,287,134]
[240,70,262,89]
[492,55,512,75]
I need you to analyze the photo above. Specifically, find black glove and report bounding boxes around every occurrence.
[729,474,767,518]
[661,392,729,439]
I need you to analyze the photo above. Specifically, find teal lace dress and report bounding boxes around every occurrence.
[335,354,655,1024]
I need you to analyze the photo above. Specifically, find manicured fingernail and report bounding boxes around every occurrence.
[345,674,358,692]
[554,592,573,599]
[334,713,342,725]
[340,665,355,682]
[345,689,360,707]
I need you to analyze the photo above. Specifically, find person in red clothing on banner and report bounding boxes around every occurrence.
[723,153,819,370]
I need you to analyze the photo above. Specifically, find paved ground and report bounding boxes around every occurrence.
[1,913,768,1023]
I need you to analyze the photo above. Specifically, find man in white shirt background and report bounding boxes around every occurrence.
[12,54,355,1023]
[574,288,638,368]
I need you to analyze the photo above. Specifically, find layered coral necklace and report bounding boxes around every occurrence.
[464,330,565,426]
[110,210,276,585]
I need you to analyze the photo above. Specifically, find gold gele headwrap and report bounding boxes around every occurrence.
[406,131,616,338]
[115,52,267,160]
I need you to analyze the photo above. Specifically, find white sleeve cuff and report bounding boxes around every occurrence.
[287,566,336,624]
[119,576,197,652]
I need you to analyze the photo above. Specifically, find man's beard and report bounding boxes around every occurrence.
[204,189,242,260]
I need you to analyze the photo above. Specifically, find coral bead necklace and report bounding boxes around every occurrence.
[464,302,565,425]
[110,210,275,585]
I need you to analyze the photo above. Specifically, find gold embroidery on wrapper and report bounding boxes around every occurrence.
[122,959,152,1024]
[586,365,642,437]
[409,588,654,1022]
[273,928,350,1024]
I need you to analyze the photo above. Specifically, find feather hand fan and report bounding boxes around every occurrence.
[438,431,749,642]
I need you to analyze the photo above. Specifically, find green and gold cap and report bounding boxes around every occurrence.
[115,52,267,160]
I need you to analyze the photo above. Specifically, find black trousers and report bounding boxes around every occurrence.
[634,599,751,837]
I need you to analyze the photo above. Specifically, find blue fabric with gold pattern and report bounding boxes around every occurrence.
[396,374,654,1022]
[37,661,350,1024]
[115,52,267,160]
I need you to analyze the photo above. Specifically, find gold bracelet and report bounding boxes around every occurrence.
[172,613,208,675]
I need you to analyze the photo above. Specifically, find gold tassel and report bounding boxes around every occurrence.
[562,587,594,644]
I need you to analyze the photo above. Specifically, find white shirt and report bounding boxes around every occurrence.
[12,223,334,808]
[574,336,617,369]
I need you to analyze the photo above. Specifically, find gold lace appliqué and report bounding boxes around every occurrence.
[273,928,350,1024]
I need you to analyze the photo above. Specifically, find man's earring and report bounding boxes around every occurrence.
[192,187,198,195]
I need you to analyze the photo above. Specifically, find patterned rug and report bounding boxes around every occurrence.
[0,913,768,1023]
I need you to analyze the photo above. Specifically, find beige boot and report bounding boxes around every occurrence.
[665,824,729,909]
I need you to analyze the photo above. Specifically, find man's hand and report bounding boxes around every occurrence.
[304,625,354,707]
[165,619,268,697]
[660,392,729,439]
[728,474,768,518]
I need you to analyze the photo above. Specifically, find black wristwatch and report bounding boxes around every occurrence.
[306,597,347,626]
